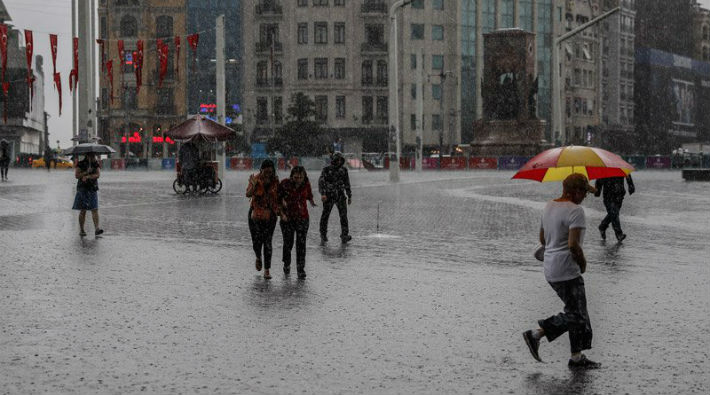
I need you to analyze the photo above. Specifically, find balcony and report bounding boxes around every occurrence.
[256,78,283,87]
[255,41,283,53]
[255,2,283,16]
[361,2,386,14]
[361,42,387,53]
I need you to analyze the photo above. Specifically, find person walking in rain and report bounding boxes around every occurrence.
[0,140,10,181]
[523,173,601,370]
[278,166,317,279]
[318,152,352,243]
[73,153,104,237]
[594,174,635,242]
[246,159,281,280]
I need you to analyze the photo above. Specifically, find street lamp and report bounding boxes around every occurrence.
[388,0,412,182]
[553,7,620,145]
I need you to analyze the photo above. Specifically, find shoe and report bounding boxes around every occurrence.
[523,330,542,362]
[598,225,606,240]
[340,235,352,243]
[320,234,328,243]
[568,354,601,369]
[255,258,262,271]
[297,271,306,279]
[79,230,87,237]
[95,229,104,236]
[283,265,290,275]
[264,270,272,280]
[616,233,627,243]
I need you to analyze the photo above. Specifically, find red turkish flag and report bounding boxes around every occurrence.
[187,33,199,71]
[69,37,79,92]
[118,39,125,64]
[174,36,181,77]
[24,30,34,99]
[0,24,7,82]
[50,34,58,75]
[54,72,62,116]
[135,40,144,94]
[106,60,113,104]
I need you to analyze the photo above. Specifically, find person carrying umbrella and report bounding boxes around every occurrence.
[594,175,635,242]
[522,173,601,370]
[73,152,104,237]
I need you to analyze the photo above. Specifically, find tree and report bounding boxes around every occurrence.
[268,93,329,157]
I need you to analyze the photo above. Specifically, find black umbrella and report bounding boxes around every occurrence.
[63,143,116,156]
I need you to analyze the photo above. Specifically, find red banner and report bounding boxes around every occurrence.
[54,72,62,116]
[174,36,180,77]
[117,39,125,64]
[24,30,34,99]
[187,33,198,71]
[106,60,113,104]
[469,157,498,169]
[135,40,143,94]
[158,39,169,87]
[49,34,58,75]
[0,24,7,82]
[69,37,78,92]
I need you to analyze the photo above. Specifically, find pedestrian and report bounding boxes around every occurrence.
[44,148,52,172]
[0,141,9,181]
[278,166,317,279]
[72,153,104,237]
[246,159,280,280]
[318,152,352,243]
[523,173,601,370]
[594,175,635,242]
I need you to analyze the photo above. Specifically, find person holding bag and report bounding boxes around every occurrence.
[278,166,317,279]
[246,159,281,280]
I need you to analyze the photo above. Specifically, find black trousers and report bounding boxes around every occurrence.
[600,198,624,235]
[539,276,593,354]
[320,195,348,238]
[0,159,8,178]
[248,209,277,269]
[280,218,309,272]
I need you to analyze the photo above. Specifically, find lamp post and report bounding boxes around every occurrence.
[553,6,620,145]
[388,0,412,182]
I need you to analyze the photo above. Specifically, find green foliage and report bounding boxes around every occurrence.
[268,93,329,156]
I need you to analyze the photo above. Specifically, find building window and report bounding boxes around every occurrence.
[334,0,345,5]
[257,97,268,124]
[334,23,345,44]
[314,58,328,79]
[376,96,388,120]
[432,84,442,100]
[365,24,384,45]
[411,54,417,69]
[432,114,442,130]
[313,0,328,6]
[336,96,345,118]
[362,60,373,86]
[260,24,279,45]
[334,58,345,79]
[257,61,268,85]
[314,22,328,44]
[298,58,308,80]
[120,15,137,37]
[100,16,108,39]
[411,0,423,9]
[362,96,373,122]
[273,61,283,85]
[122,87,137,110]
[298,0,307,6]
[298,23,308,44]
[410,114,417,130]
[156,15,173,38]
[432,25,444,41]
[315,95,328,121]
[376,60,387,86]
[274,97,283,124]
[411,24,424,40]
[432,55,444,70]
[433,0,443,10]
[411,84,416,99]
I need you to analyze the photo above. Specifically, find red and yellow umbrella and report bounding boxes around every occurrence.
[512,146,634,182]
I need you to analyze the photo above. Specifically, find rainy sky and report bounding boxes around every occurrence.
[3,0,710,149]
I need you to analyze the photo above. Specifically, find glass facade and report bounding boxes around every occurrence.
[187,0,243,126]
[460,0,553,142]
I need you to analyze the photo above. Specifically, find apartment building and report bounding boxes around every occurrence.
[692,3,710,61]
[97,0,188,158]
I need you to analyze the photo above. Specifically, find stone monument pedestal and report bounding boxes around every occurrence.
[472,119,550,156]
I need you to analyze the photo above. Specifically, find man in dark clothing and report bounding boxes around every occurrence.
[594,175,635,242]
[0,141,10,181]
[318,152,352,243]
[178,141,199,188]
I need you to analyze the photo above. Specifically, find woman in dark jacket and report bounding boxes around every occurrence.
[246,159,280,279]
[278,166,316,278]
[73,153,103,237]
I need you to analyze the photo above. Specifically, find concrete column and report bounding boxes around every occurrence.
[514,0,520,28]
[216,15,226,178]
[78,0,96,143]
[496,0,502,29]
[475,0,484,119]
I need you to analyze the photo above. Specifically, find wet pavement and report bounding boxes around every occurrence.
[0,168,708,394]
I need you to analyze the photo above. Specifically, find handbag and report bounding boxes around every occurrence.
[534,245,545,262]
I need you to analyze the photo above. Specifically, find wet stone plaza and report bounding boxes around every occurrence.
[0,169,708,394]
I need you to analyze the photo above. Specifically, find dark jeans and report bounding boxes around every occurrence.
[320,194,348,238]
[0,159,8,179]
[248,209,277,269]
[600,198,624,235]
[280,218,309,272]
[539,276,593,354]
